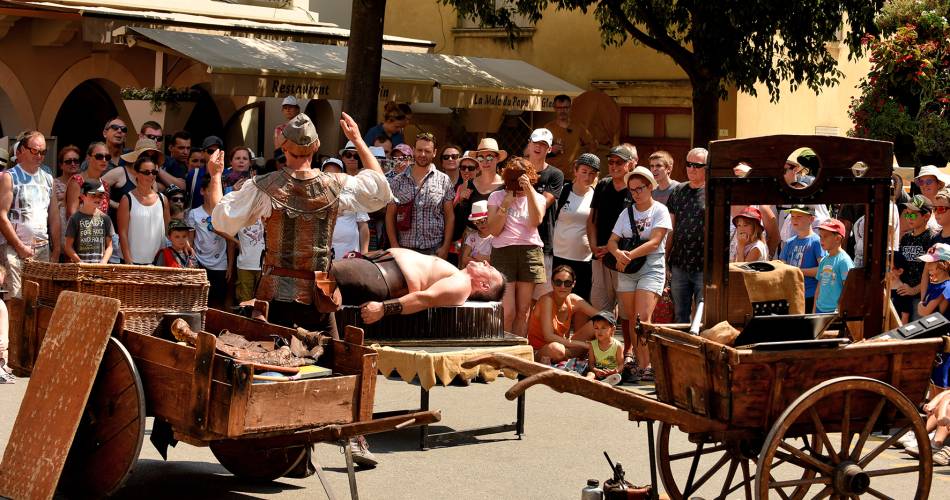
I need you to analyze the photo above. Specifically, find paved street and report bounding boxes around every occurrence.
[1,371,945,499]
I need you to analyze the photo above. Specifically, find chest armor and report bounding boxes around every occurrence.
[254,169,342,304]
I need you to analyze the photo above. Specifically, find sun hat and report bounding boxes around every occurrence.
[469,200,489,221]
[393,143,413,157]
[902,194,933,214]
[732,206,764,229]
[919,243,950,262]
[120,137,165,165]
[280,114,318,147]
[529,128,554,146]
[466,138,508,162]
[459,151,478,167]
[624,166,657,189]
[369,146,386,159]
[817,218,846,238]
[338,140,357,156]
[322,157,344,171]
[915,165,950,187]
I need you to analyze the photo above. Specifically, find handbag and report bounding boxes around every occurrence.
[602,204,647,274]
[395,172,430,232]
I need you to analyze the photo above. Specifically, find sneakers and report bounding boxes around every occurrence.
[349,436,378,468]
[896,430,934,449]
[602,373,622,386]
[0,371,14,384]
[640,366,655,382]
[904,437,938,458]
[621,357,641,384]
[933,445,950,466]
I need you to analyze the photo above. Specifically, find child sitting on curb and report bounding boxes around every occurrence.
[585,311,623,386]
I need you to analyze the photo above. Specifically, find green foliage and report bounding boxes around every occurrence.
[848,0,950,165]
[440,0,881,101]
[120,87,200,112]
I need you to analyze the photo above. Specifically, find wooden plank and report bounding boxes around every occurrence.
[242,375,359,433]
[225,364,253,437]
[188,332,216,434]
[5,298,27,376]
[0,292,120,500]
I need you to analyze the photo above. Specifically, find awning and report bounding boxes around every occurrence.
[121,28,583,111]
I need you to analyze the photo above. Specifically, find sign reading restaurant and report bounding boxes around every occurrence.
[212,74,433,102]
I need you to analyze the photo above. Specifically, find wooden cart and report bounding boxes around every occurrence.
[463,135,946,499]
[54,306,439,499]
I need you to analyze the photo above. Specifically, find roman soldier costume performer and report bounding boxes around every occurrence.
[208,112,392,335]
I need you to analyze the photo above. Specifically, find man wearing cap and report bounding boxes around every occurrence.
[666,147,708,324]
[385,132,455,259]
[275,96,300,144]
[210,113,391,469]
[526,128,564,299]
[0,130,61,314]
[543,94,594,180]
[587,144,635,335]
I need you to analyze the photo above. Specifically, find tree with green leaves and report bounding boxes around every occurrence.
[442,0,882,147]
[848,0,950,169]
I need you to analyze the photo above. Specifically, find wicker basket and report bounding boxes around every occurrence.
[22,261,209,334]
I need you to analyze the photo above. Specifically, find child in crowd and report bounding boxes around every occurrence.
[64,180,114,264]
[813,219,854,313]
[232,218,265,303]
[459,200,493,268]
[779,205,826,312]
[731,206,768,262]
[585,311,623,386]
[153,220,198,268]
[893,195,936,323]
[187,176,232,308]
[916,243,950,317]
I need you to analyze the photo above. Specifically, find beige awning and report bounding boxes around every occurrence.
[121,28,583,111]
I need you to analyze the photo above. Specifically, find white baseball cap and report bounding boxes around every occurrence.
[529,128,554,146]
[369,146,386,159]
[281,95,299,107]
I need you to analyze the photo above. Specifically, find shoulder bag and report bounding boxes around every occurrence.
[602,204,647,274]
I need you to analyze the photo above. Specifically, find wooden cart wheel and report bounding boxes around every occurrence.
[657,423,821,499]
[210,440,308,481]
[755,376,932,499]
[59,337,146,498]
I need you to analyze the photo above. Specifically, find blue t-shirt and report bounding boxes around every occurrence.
[922,279,950,306]
[815,251,854,313]
[185,167,207,209]
[779,233,826,298]
[363,123,404,146]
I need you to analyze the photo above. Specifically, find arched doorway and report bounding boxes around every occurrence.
[51,79,120,157]
[183,85,223,148]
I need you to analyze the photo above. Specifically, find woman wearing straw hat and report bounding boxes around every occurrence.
[455,139,506,245]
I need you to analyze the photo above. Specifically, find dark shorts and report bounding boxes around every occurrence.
[491,245,546,284]
[331,256,399,304]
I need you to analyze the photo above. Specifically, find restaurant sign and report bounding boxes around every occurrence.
[212,74,433,103]
[441,89,562,111]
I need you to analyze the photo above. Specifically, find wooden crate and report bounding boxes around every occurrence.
[119,309,377,440]
[22,261,209,335]
[645,324,947,432]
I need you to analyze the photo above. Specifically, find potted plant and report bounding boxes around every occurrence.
[121,87,199,136]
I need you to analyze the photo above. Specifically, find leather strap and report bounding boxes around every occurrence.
[363,251,409,299]
[266,265,317,281]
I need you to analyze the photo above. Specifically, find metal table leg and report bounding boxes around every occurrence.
[419,386,430,450]
[646,420,658,500]
[516,376,526,438]
[342,440,360,500]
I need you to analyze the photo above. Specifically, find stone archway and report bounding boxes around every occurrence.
[51,79,121,152]
[38,56,141,135]
[0,57,36,135]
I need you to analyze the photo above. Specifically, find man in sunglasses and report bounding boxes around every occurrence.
[666,147,708,324]
[0,130,61,302]
[102,118,128,171]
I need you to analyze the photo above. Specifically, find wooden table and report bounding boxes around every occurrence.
[371,340,531,450]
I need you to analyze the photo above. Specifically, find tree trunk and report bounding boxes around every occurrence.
[342,0,387,141]
[691,84,719,149]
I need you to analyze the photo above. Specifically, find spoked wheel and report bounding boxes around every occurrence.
[657,423,821,499]
[60,337,146,498]
[755,376,932,499]
[210,440,309,481]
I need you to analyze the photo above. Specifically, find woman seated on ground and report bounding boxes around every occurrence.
[527,265,601,363]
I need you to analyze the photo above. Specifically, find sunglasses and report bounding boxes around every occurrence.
[170,196,185,203]
[935,206,950,214]
[476,154,497,162]
[552,279,574,288]
[341,151,358,160]
[473,218,487,225]
[461,165,478,172]
[24,146,46,157]
[62,158,80,165]
[137,169,158,176]
[204,148,218,155]
[917,177,939,186]
[107,124,128,133]
[92,153,112,161]
[686,161,706,169]
[903,212,920,220]
[145,133,163,142]
[629,185,648,195]
[416,132,434,141]
[442,154,460,160]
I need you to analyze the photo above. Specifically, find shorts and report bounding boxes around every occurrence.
[616,253,665,296]
[491,245,546,284]
[532,254,555,300]
[235,269,261,303]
